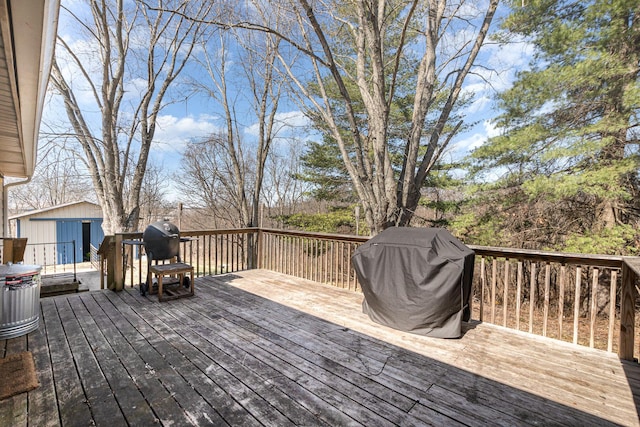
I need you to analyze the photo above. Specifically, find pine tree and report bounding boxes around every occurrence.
[463,0,640,254]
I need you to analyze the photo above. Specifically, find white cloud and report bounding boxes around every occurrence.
[244,110,309,137]
[488,39,535,70]
[452,120,501,154]
[483,38,535,92]
[466,95,492,114]
[484,120,501,138]
[152,115,220,151]
[453,132,486,153]
[124,78,149,98]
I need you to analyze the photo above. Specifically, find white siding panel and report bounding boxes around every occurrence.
[28,202,102,220]
[20,219,56,266]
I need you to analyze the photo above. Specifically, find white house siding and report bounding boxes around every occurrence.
[10,201,104,267]
[19,219,56,266]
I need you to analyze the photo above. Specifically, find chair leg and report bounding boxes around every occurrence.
[142,271,151,296]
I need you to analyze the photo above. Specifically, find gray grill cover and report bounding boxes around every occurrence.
[352,227,474,338]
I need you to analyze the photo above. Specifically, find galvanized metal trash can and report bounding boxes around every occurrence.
[0,264,42,339]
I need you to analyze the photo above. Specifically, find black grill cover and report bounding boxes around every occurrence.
[352,227,475,338]
[143,220,180,261]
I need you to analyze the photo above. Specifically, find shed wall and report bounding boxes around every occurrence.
[19,219,57,265]
[11,202,104,266]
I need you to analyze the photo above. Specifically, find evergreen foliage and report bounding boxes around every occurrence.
[275,206,363,234]
[461,0,640,254]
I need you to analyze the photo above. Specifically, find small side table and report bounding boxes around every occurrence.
[147,262,194,302]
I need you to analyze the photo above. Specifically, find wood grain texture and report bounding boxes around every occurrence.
[0,270,638,426]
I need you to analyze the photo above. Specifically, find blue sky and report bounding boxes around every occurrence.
[45,0,533,198]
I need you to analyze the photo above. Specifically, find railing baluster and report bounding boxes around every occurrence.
[279,234,282,273]
[341,242,346,288]
[503,259,509,327]
[558,264,566,341]
[207,235,212,275]
[288,236,292,275]
[516,260,523,330]
[288,236,296,276]
[336,241,339,286]
[282,236,286,275]
[303,237,307,278]
[232,233,236,272]
[608,270,617,353]
[295,237,302,277]
[491,258,497,324]
[331,241,335,286]
[529,262,537,334]
[195,236,200,277]
[573,266,581,345]
[322,240,326,283]
[590,268,599,348]
[479,257,486,322]
[214,234,219,273]
[284,236,291,274]
[543,263,551,337]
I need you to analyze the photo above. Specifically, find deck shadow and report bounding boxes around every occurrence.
[195,275,634,426]
[3,274,637,426]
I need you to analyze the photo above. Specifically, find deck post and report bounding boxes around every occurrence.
[256,228,263,269]
[114,233,124,291]
[619,260,637,360]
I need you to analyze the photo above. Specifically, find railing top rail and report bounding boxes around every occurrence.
[109,227,637,268]
[622,256,640,276]
[259,227,370,243]
[470,245,627,268]
[23,240,76,245]
[181,228,258,237]
[114,232,142,240]
[113,228,259,240]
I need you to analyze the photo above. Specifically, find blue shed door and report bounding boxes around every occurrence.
[56,220,82,264]
[90,220,104,248]
[89,220,105,261]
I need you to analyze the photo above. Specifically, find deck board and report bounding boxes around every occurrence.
[0,269,638,426]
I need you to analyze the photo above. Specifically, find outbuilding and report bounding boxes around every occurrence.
[9,201,104,266]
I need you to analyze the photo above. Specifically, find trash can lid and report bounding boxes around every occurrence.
[0,264,42,278]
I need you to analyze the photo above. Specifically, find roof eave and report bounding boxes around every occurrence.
[0,0,60,178]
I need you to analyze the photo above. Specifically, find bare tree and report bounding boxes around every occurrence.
[173,0,498,233]
[48,0,213,234]
[262,138,309,221]
[177,134,254,228]
[9,141,91,211]
[138,161,172,225]
[276,0,500,233]
[184,7,288,228]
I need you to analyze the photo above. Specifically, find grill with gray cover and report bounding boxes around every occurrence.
[352,227,475,338]
[140,220,190,296]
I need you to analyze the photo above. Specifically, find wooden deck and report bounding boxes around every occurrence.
[1,269,639,426]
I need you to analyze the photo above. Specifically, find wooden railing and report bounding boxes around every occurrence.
[469,246,637,360]
[257,228,368,292]
[108,229,258,289]
[181,228,258,274]
[106,228,639,360]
